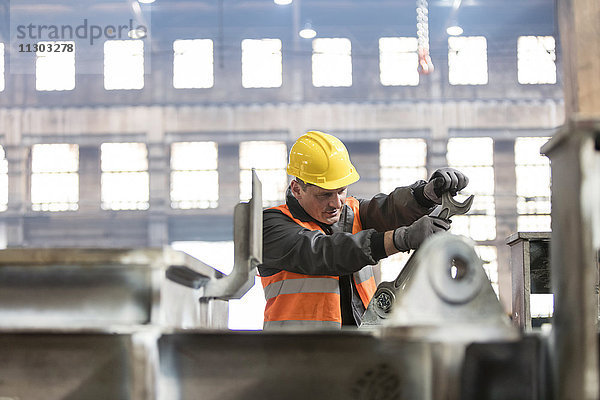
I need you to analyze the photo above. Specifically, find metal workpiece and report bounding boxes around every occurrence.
[203,171,263,299]
[541,119,600,400]
[363,233,516,342]
[361,233,518,400]
[168,170,263,300]
[461,334,551,400]
[506,232,551,332]
[157,330,433,400]
[0,247,228,330]
[0,329,160,400]
[0,174,264,400]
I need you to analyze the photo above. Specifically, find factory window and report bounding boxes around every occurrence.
[35,41,75,91]
[379,37,419,86]
[104,40,144,90]
[517,36,557,85]
[515,137,551,231]
[170,142,218,209]
[241,39,282,88]
[447,137,496,241]
[173,39,214,89]
[379,138,427,193]
[239,141,287,206]
[31,144,79,212]
[448,36,488,85]
[101,143,149,210]
[312,38,352,87]
[530,294,554,321]
[0,43,4,92]
[475,245,499,295]
[0,146,7,212]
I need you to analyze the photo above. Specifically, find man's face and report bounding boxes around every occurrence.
[291,180,348,225]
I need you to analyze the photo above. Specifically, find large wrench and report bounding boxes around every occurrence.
[429,191,474,221]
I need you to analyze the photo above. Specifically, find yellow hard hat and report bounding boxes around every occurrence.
[287,131,360,189]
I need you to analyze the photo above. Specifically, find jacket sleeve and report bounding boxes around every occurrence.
[260,210,379,276]
[358,180,436,232]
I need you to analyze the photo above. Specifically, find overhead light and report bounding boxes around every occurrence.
[274,0,292,5]
[299,22,316,39]
[138,0,155,3]
[128,28,147,39]
[446,25,463,36]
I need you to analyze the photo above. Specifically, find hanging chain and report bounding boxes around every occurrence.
[416,0,434,74]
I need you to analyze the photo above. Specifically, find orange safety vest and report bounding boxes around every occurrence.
[261,197,377,329]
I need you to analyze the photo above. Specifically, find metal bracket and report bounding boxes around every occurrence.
[165,265,211,290]
[361,233,516,343]
[164,169,263,300]
[201,170,263,300]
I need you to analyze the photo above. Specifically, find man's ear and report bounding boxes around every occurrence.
[290,179,303,200]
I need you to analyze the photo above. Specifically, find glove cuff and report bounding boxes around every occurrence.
[393,227,410,252]
[424,181,442,205]
[413,183,437,208]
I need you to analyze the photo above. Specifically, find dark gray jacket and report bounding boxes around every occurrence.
[259,180,434,325]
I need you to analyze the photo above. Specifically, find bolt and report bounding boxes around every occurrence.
[376,291,393,313]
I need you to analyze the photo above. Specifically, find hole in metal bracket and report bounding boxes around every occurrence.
[450,257,468,280]
[595,131,600,151]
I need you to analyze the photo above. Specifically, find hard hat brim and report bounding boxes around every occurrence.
[292,169,360,190]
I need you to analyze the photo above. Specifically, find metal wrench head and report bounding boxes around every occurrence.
[430,192,474,220]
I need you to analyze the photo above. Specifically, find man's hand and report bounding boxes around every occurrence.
[424,168,469,204]
[393,216,450,252]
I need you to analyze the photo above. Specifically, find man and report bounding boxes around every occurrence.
[259,131,468,329]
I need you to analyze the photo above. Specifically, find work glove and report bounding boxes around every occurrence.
[393,216,450,252]
[424,168,469,204]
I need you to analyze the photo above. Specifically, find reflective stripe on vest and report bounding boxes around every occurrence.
[353,266,377,308]
[261,197,376,328]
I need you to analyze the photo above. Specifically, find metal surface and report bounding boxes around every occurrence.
[461,335,549,400]
[0,331,158,400]
[360,233,517,399]
[383,233,518,400]
[0,176,267,399]
[165,265,211,289]
[158,331,432,400]
[0,247,228,329]
[429,192,475,220]
[541,118,600,400]
[506,232,551,332]
[362,233,514,340]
